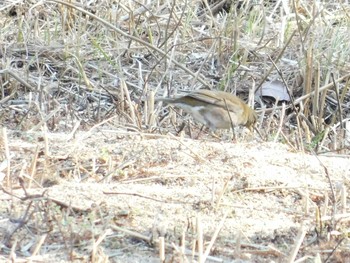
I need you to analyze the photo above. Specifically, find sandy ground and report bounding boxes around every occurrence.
[1,129,350,262]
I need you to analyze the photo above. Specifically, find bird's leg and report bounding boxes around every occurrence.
[231,126,238,142]
[195,124,206,139]
[187,120,196,139]
[176,121,187,136]
[178,119,196,139]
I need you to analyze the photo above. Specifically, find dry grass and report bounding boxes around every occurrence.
[0,0,349,151]
[1,0,350,262]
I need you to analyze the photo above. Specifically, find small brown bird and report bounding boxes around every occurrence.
[156,90,257,131]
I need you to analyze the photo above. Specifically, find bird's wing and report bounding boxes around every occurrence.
[187,91,244,114]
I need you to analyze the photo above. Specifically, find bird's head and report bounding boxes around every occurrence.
[245,108,258,131]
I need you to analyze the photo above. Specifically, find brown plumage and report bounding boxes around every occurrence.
[157,90,257,131]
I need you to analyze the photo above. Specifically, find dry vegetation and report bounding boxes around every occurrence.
[1,0,350,262]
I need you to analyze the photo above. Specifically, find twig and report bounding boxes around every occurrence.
[2,128,10,187]
[103,191,187,204]
[1,185,46,201]
[202,212,228,262]
[321,213,350,222]
[325,237,345,263]
[0,69,33,90]
[92,229,113,262]
[110,225,224,262]
[312,153,336,207]
[232,185,326,193]
[159,237,165,262]
[3,201,35,247]
[256,29,297,91]
[31,234,47,257]
[286,224,306,263]
[330,73,344,129]
[273,102,286,143]
[47,0,210,88]
[197,215,203,263]
[121,79,137,126]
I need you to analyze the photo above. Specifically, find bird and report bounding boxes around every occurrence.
[156,89,257,131]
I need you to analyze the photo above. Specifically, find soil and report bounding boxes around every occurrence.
[1,129,349,262]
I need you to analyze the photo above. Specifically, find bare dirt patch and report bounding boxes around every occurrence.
[1,130,349,262]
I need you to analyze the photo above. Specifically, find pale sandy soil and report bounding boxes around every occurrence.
[1,129,350,262]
